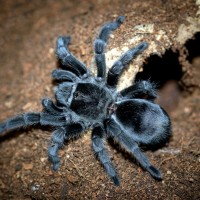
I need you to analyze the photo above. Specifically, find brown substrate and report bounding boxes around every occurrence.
[0,0,199,199]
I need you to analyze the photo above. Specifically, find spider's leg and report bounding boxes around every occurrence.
[94,16,125,78]
[92,125,120,185]
[60,65,81,77]
[40,113,68,127]
[106,118,162,180]
[120,80,157,101]
[0,112,68,134]
[48,123,85,171]
[56,36,88,75]
[0,112,41,134]
[42,98,64,115]
[107,42,148,87]
[52,69,80,82]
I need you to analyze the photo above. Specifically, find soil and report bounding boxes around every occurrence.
[0,0,199,199]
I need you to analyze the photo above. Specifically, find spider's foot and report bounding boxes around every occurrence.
[57,36,71,48]
[49,155,60,171]
[0,122,6,133]
[112,175,120,186]
[147,165,162,181]
[53,160,60,172]
[48,143,61,171]
[116,16,125,24]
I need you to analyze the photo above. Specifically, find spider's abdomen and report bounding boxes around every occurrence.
[114,99,171,146]
[70,82,114,122]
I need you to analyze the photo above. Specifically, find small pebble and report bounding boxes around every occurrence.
[66,154,70,158]
[189,178,194,183]
[22,102,33,110]
[23,163,33,170]
[31,184,40,191]
[167,170,172,175]
[184,107,191,114]
[40,157,46,162]
[5,100,13,108]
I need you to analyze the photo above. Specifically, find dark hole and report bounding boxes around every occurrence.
[135,49,183,88]
[185,32,200,63]
[135,49,183,113]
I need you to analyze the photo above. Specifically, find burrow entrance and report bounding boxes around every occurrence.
[135,32,200,112]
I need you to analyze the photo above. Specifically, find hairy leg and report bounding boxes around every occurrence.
[0,112,40,133]
[92,125,120,185]
[107,42,148,87]
[52,69,80,82]
[0,112,69,134]
[48,123,85,171]
[120,80,157,101]
[56,36,88,75]
[42,98,64,115]
[94,16,125,78]
[106,117,162,180]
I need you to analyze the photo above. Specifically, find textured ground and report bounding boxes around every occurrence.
[0,0,199,199]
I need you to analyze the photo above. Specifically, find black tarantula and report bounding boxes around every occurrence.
[0,16,171,186]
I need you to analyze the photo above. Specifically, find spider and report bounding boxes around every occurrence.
[0,16,171,186]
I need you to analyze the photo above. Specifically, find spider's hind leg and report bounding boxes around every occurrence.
[107,42,148,87]
[106,118,162,180]
[120,80,158,101]
[92,125,120,185]
[94,16,125,78]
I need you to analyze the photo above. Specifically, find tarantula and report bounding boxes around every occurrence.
[0,16,171,186]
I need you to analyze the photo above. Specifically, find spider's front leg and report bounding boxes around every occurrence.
[92,125,120,185]
[51,69,80,82]
[48,122,85,171]
[94,16,125,78]
[107,42,148,87]
[56,36,89,76]
[106,116,163,180]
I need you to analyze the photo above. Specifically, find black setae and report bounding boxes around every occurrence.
[0,16,171,186]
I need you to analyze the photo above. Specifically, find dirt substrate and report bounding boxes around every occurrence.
[0,0,199,199]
